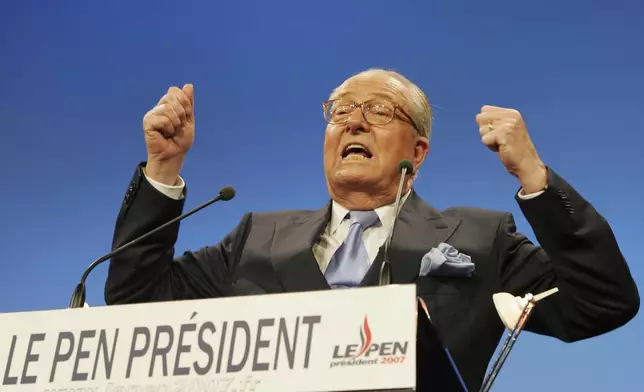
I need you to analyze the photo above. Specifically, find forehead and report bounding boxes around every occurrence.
[331,74,408,105]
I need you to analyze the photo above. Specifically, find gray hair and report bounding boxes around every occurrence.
[330,68,433,141]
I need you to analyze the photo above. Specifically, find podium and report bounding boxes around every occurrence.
[0,285,466,391]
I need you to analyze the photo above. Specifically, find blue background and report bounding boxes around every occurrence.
[1,1,642,390]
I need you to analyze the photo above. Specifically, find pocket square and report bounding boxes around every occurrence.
[419,243,475,277]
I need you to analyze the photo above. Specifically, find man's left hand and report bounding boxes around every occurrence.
[476,105,548,194]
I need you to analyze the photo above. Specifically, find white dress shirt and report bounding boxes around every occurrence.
[312,191,411,273]
[146,174,544,273]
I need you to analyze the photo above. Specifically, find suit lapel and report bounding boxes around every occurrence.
[388,190,461,284]
[270,190,460,291]
[271,203,331,292]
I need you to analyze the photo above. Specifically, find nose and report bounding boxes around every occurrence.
[344,107,370,134]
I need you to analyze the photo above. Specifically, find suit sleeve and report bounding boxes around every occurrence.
[497,168,639,342]
[104,163,251,305]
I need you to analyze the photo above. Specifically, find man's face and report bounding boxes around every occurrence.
[323,73,429,202]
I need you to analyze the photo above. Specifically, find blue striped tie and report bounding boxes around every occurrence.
[325,210,380,288]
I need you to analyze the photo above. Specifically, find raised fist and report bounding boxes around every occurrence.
[142,84,195,185]
[476,105,547,193]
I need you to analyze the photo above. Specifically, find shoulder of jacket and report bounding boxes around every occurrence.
[441,206,510,222]
[249,209,318,222]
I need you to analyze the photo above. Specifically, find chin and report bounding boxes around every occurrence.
[330,168,379,189]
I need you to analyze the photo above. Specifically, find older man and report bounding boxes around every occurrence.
[106,69,639,391]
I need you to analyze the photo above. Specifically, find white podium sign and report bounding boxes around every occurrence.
[0,285,417,392]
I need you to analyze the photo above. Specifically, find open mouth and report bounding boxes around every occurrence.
[342,143,373,161]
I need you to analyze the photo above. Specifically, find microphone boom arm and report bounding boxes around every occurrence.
[379,160,414,286]
[68,186,235,308]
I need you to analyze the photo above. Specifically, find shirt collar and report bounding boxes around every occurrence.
[328,190,412,235]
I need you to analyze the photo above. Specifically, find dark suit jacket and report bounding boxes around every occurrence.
[106,163,639,391]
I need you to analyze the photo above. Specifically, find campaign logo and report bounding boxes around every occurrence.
[329,316,409,368]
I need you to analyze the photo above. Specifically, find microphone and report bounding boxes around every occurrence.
[68,185,236,308]
[379,159,414,286]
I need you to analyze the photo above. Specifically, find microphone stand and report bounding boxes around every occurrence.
[479,288,559,392]
[68,186,235,308]
[479,295,535,392]
[379,160,413,286]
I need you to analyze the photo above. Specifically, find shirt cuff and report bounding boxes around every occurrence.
[145,174,186,200]
[517,188,546,200]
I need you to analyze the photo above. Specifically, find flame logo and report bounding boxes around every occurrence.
[351,316,372,359]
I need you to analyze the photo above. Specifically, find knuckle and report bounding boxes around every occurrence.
[144,113,161,128]
[157,116,171,129]
[176,91,190,106]
[162,104,178,120]
[153,103,167,115]
[164,94,178,106]
[173,102,187,116]
[165,90,181,106]
[506,118,518,128]
[168,98,187,117]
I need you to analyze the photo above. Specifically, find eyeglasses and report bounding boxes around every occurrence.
[322,99,416,130]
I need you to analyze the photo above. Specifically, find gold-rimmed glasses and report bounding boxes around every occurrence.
[322,99,416,131]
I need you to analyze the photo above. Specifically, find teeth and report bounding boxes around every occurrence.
[342,143,371,160]
[343,154,369,161]
[346,143,366,151]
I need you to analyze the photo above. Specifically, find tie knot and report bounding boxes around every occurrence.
[349,210,379,229]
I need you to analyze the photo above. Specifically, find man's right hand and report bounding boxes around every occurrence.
[142,84,195,185]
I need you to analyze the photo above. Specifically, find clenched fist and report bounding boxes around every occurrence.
[142,84,195,185]
[476,105,547,194]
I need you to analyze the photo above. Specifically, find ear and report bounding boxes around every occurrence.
[412,136,430,172]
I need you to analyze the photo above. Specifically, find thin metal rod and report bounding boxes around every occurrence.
[479,302,534,392]
[380,167,408,286]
